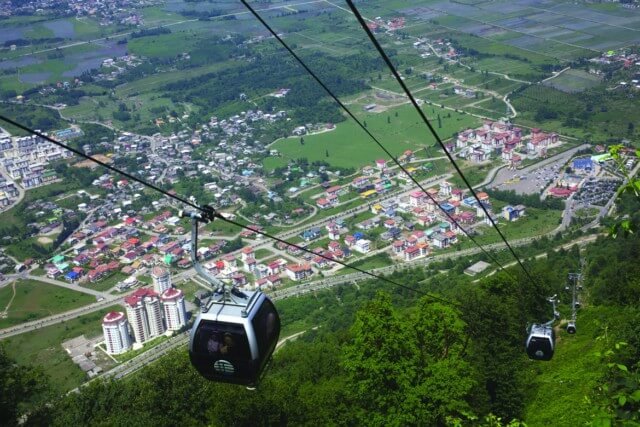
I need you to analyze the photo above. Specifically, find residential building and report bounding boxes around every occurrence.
[353,239,371,254]
[151,266,172,293]
[125,288,165,345]
[161,287,187,331]
[502,204,526,221]
[285,264,313,281]
[102,311,132,355]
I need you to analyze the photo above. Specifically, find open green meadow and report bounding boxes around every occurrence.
[81,272,128,293]
[0,279,95,329]
[264,103,478,171]
[2,304,121,393]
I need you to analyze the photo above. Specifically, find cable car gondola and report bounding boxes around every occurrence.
[189,289,280,386]
[526,323,555,361]
[179,208,280,386]
[526,295,558,361]
[566,322,576,334]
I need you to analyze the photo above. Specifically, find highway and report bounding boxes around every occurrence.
[0,297,122,339]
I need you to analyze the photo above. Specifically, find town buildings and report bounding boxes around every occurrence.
[125,288,165,346]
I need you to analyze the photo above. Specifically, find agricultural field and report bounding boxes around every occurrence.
[263,103,478,171]
[393,0,640,59]
[543,69,603,93]
[0,279,95,328]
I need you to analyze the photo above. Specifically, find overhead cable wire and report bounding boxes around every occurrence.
[0,114,207,215]
[240,0,516,282]
[214,215,460,306]
[0,115,458,306]
[344,0,540,288]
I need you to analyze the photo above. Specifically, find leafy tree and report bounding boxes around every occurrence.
[343,292,476,424]
[342,292,418,424]
[0,346,49,427]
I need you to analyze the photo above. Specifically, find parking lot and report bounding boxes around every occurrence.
[573,177,622,206]
[489,144,590,195]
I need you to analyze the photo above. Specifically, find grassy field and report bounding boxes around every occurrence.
[175,279,202,305]
[81,272,128,293]
[264,103,479,171]
[254,248,273,259]
[456,207,561,250]
[0,279,95,329]
[2,304,121,393]
[543,69,602,93]
[523,305,618,426]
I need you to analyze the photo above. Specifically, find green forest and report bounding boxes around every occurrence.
[3,222,640,426]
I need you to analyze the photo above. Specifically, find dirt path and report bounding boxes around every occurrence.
[1,281,17,319]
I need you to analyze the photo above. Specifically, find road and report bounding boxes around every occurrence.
[480,233,601,279]
[0,297,121,340]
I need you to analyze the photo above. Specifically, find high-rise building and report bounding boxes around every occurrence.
[125,288,166,344]
[102,311,132,355]
[161,287,187,331]
[151,266,172,294]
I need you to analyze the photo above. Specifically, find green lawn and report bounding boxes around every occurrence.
[176,279,202,305]
[254,248,273,259]
[263,104,479,171]
[0,279,95,329]
[457,208,561,250]
[2,304,121,393]
[81,272,128,293]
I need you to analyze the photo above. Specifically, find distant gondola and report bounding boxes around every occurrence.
[566,322,576,334]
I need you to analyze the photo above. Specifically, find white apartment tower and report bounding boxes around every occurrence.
[151,266,172,294]
[125,288,166,344]
[102,311,132,355]
[161,287,187,331]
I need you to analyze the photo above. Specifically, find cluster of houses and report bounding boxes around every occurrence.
[0,132,76,194]
[455,121,559,166]
[2,0,152,24]
[0,175,19,210]
[590,48,640,70]
[197,246,315,291]
[43,212,200,284]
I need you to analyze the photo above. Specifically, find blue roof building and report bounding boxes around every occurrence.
[65,271,80,281]
[573,158,593,171]
[441,203,455,214]
[462,197,477,207]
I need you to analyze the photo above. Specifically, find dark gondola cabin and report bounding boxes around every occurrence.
[189,290,280,386]
[566,322,576,334]
[526,323,555,361]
